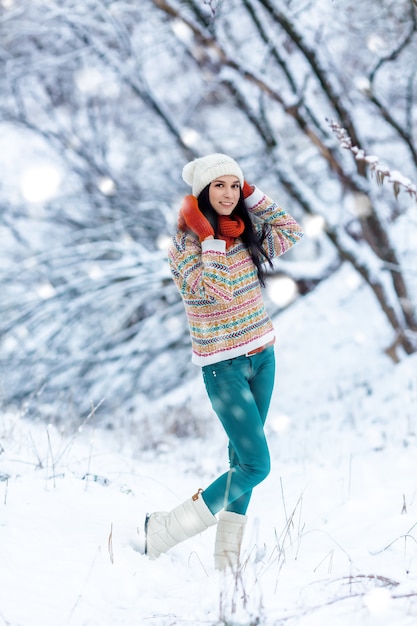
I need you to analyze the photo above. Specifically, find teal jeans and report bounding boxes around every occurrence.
[201,346,275,515]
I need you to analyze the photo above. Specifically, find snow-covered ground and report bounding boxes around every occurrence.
[1,262,417,626]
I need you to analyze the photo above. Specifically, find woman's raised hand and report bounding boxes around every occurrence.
[178,195,215,242]
[242,181,254,199]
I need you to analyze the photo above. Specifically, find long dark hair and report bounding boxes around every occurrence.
[197,185,273,287]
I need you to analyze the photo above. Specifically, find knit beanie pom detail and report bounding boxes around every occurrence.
[182,153,244,198]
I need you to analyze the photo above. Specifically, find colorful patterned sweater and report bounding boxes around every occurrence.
[167,186,304,366]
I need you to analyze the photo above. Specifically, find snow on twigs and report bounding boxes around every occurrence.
[327,118,417,201]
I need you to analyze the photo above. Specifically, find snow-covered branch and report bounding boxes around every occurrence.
[327,118,417,202]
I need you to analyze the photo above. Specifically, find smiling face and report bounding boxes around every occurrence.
[208,175,241,215]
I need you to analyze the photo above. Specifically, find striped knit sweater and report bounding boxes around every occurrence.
[167,186,304,366]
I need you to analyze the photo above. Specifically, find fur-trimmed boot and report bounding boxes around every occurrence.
[145,489,217,559]
[214,510,247,571]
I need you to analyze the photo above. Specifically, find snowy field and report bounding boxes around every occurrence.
[1,262,417,626]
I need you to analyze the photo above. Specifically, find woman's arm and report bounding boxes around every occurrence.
[168,233,234,303]
[245,186,304,259]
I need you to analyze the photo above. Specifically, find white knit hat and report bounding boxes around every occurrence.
[182,153,244,198]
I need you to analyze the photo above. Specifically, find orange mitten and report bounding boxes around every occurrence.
[242,181,254,199]
[178,195,214,241]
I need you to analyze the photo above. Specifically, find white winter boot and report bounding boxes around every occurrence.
[145,489,217,559]
[214,510,247,571]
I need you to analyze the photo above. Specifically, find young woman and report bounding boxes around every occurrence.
[144,154,304,570]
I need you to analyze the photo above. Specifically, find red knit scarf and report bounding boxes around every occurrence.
[217,215,245,248]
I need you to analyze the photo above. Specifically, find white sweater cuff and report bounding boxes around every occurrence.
[201,238,226,253]
[244,185,264,208]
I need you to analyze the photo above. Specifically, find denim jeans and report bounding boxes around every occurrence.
[201,346,275,515]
